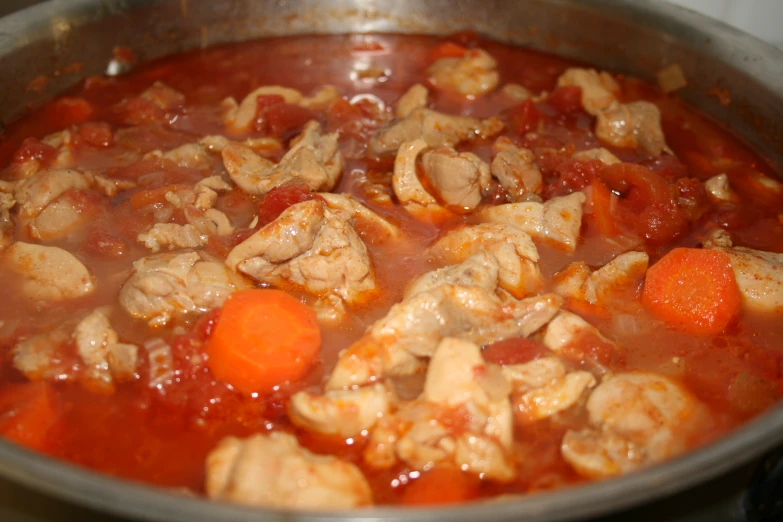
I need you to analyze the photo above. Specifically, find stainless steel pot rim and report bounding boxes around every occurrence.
[0,0,782,521]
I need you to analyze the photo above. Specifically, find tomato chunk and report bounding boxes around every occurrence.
[258,184,321,225]
[0,382,59,451]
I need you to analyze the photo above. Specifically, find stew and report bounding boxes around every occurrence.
[0,32,782,508]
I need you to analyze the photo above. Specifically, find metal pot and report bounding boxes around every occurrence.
[0,1,781,521]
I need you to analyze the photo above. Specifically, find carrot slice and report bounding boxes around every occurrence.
[206,289,321,396]
[0,382,58,451]
[642,248,741,336]
[402,467,479,505]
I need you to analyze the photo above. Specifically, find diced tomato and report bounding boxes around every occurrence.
[51,97,94,126]
[540,155,603,196]
[76,122,114,148]
[129,184,189,209]
[546,86,583,114]
[642,154,689,183]
[12,137,56,165]
[402,467,480,505]
[206,228,256,258]
[674,177,709,222]
[482,337,552,365]
[587,178,621,236]
[427,41,468,63]
[507,99,541,135]
[82,229,129,258]
[326,98,364,126]
[253,95,317,138]
[0,382,59,451]
[258,184,321,225]
[118,97,164,125]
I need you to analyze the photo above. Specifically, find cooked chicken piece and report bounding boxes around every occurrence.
[704,232,783,311]
[556,68,620,116]
[14,169,90,219]
[140,81,185,110]
[226,199,376,316]
[501,83,532,102]
[428,48,500,97]
[369,108,503,157]
[477,192,586,251]
[12,329,72,381]
[704,173,732,201]
[595,101,671,156]
[5,242,95,301]
[391,139,445,217]
[551,261,591,299]
[222,121,342,195]
[490,138,543,202]
[562,373,702,478]
[0,192,15,249]
[73,308,138,389]
[542,311,616,357]
[405,252,500,299]
[159,143,212,170]
[200,134,283,157]
[223,85,339,133]
[318,192,400,241]
[515,370,596,422]
[420,146,491,209]
[396,84,428,118]
[427,223,542,297]
[502,356,595,422]
[119,250,251,326]
[581,251,649,304]
[136,178,234,252]
[13,169,132,240]
[572,147,622,165]
[365,338,514,480]
[326,284,561,389]
[288,383,395,437]
[205,432,372,509]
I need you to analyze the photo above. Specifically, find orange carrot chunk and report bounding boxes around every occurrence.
[642,247,741,336]
[206,289,321,396]
[588,177,621,237]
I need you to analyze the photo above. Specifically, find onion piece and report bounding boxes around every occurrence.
[657,63,687,93]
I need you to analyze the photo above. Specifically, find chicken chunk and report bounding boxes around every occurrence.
[365,338,514,480]
[572,147,621,165]
[5,242,95,301]
[705,233,783,311]
[556,68,620,116]
[490,138,543,202]
[543,311,616,358]
[140,81,185,110]
[73,308,138,389]
[477,192,586,251]
[396,83,428,118]
[512,368,596,422]
[595,101,671,156]
[318,192,400,242]
[427,48,500,97]
[0,192,15,249]
[391,139,445,217]
[138,223,208,252]
[205,432,371,509]
[420,146,491,209]
[119,251,251,326]
[561,373,702,478]
[288,383,395,437]
[326,283,561,389]
[12,329,72,381]
[369,108,503,157]
[566,251,648,304]
[405,252,500,299]
[222,121,342,195]
[427,223,542,297]
[703,173,733,201]
[222,85,339,133]
[225,199,376,316]
[14,169,131,240]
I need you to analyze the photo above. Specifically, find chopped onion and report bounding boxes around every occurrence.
[144,337,174,389]
[657,63,687,93]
